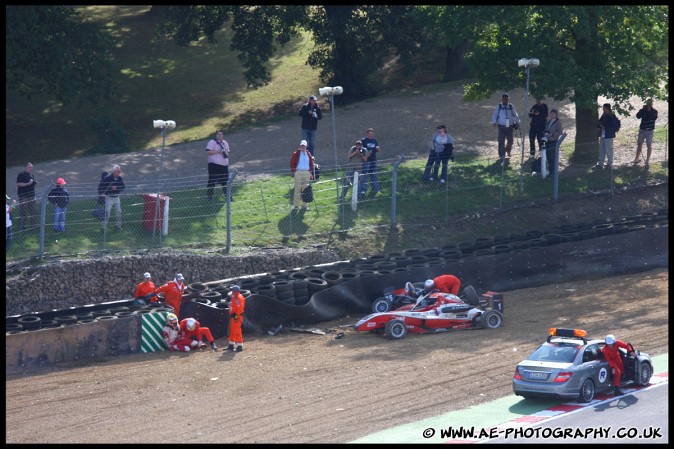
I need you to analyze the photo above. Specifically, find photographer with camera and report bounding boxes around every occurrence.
[299,95,323,156]
[339,140,370,203]
[15,162,38,230]
[634,99,658,166]
[205,129,233,202]
[422,125,454,183]
[490,93,521,162]
[542,109,563,175]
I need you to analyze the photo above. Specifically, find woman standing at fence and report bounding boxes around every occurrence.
[422,125,454,184]
[542,110,563,175]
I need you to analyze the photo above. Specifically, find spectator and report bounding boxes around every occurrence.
[98,165,125,231]
[205,129,234,202]
[6,194,17,253]
[154,273,186,318]
[289,140,315,210]
[542,109,563,175]
[594,103,621,170]
[422,125,454,184]
[162,313,198,352]
[298,95,322,156]
[16,162,38,230]
[226,285,246,352]
[47,178,70,233]
[490,93,521,161]
[601,334,635,395]
[359,128,382,198]
[528,98,548,159]
[339,140,369,203]
[634,99,658,166]
[180,317,218,351]
[133,272,157,306]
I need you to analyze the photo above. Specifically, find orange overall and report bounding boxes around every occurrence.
[228,292,246,345]
[180,318,214,344]
[154,280,185,318]
[433,274,461,295]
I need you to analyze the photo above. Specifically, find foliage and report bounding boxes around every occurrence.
[5,5,116,105]
[85,117,129,155]
[436,5,669,163]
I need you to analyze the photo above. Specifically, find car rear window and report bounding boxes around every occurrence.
[527,343,579,363]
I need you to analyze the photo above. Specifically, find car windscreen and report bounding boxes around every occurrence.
[527,343,580,363]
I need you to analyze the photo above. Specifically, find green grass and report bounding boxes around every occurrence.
[9,156,666,261]
[5,5,323,165]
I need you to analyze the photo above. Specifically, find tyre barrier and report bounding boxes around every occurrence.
[115,311,137,317]
[191,297,212,306]
[374,261,397,271]
[354,263,376,271]
[55,315,78,326]
[528,237,548,248]
[629,224,646,232]
[525,229,543,239]
[473,237,493,250]
[214,301,230,310]
[492,243,513,255]
[391,267,410,274]
[409,255,429,265]
[256,284,277,298]
[593,223,615,237]
[509,232,528,241]
[403,248,422,257]
[473,248,495,256]
[457,241,475,254]
[95,315,118,321]
[78,318,96,324]
[92,309,112,317]
[146,302,164,308]
[188,282,209,293]
[41,319,60,328]
[386,251,405,258]
[307,267,326,278]
[542,233,563,245]
[151,307,174,313]
[270,270,289,279]
[75,313,95,321]
[276,288,295,302]
[321,271,343,286]
[306,277,328,294]
[406,263,428,269]
[390,256,412,267]
[340,272,360,282]
[425,257,446,266]
[200,291,222,302]
[510,240,530,250]
[561,232,581,242]
[420,247,441,257]
[376,269,394,276]
[578,229,597,240]
[239,278,260,291]
[17,315,42,331]
[356,269,377,277]
[257,274,275,285]
[288,271,311,281]
[493,234,510,243]
[108,306,129,314]
[6,323,23,332]
[367,254,388,264]
[272,279,294,293]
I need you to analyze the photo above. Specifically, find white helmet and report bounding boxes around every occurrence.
[186,318,197,331]
[605,334,616,345]
[424,279,435,290]
[167,313,178,324]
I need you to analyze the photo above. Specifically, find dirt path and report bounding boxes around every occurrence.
[5,268,668,444]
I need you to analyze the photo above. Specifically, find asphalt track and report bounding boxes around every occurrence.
[350,354,668,444]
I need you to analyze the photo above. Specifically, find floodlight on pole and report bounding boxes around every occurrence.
[517,58,539,192]
[151,119,176,239]
[319,86,344,203]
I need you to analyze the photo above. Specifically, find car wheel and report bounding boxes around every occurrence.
[578,378,595,403]
[463,285,479,306]
[371,297,392,313]
[638,362,653,386]
[385,319,407,340]
[478,310,503,329]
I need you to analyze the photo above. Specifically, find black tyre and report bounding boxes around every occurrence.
[371,297,392,313]
[578,378,595,403]
[17,315,42,330]
[463,286,480,306]
[478,310,503,329]
[321,271,343,286]
[273,280,293,292]
[385,319,407,340]
[256,284,277,298]
[638,362,653,386]
[188,282,208,292]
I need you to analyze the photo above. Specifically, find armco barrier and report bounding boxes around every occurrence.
[6,225,667,374]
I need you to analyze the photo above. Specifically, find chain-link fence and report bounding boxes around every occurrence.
[6,126,668,262]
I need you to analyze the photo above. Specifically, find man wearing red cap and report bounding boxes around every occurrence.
[47,177,70,233]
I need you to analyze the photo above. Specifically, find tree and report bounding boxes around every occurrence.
[155,5,423,102]
[5,6,117,105]
[443,5,668,163]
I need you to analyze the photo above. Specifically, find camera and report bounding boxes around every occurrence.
[312,111,318,119]
[359,147,367,156]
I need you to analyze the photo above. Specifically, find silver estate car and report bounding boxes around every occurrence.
[513,328,653,402]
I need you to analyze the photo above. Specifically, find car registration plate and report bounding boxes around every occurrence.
[526,371,549,380]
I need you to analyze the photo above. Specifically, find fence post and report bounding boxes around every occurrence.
[225,168,237,253]
[38,186,50,259]
[553,132,567,201]
[390,155,405,228]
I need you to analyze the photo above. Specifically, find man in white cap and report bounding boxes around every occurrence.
[289,140,315,210]
[133,271,156,306]
[298,95,322,156]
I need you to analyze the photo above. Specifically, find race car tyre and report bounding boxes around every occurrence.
[371,297,392,313]
[385,319,407,340]
[578,378,595,403]
[478,310,503,329]
[463,286,480,306]
[638,362,653,386]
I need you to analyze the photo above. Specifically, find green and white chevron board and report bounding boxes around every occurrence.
[142,312,169,353]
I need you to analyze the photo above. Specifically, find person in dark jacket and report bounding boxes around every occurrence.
[634,99,658,166]
[16,162,38,230]
[594,103,621,170]
[528,98,548,158]
[47,178,70,232]
[98,165,125,231]
[298,95,323,156]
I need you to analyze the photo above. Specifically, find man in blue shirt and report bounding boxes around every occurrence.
[359,128,381,198]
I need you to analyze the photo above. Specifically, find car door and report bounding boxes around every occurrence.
[583,344,612,391]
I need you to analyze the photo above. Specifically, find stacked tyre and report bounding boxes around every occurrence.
[292,278,310,306]
[273,280,295,305]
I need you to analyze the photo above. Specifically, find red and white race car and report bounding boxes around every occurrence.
[354,289,504,340]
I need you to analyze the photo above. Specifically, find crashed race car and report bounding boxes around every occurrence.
[354,288,504,340]
[371,282,481,313]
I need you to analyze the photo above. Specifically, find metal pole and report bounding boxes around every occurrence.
[390,155,405,228]
[153,127,166,240]
[553,132,567,201]
[331,93,341,206]
[519,65,530,193]
[226,168,237,253]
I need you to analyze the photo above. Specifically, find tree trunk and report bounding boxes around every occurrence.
[443,39,471,82]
